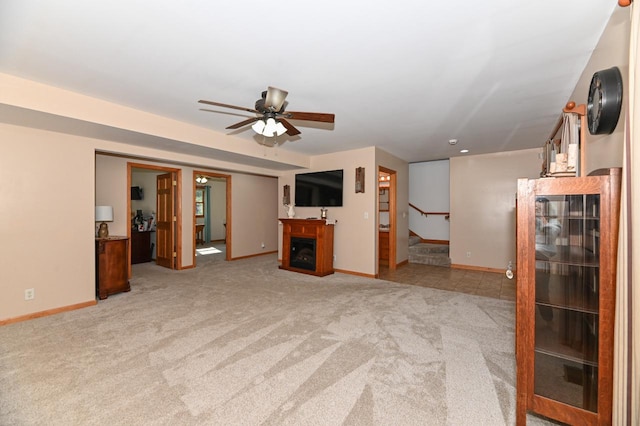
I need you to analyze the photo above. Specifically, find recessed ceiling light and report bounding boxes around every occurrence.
[460,149,469,153]
[448,139,458,145]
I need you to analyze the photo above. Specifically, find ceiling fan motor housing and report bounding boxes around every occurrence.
[256,96,285,114]
[255,98,267,113]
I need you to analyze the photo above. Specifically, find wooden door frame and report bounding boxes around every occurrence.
[378,166,397,272]
[193,170,232,265]
[127,162,182,277]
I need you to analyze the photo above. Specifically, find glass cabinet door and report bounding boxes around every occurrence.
[533,194,600,411]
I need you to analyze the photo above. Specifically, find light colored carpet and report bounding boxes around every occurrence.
[0,251,555,425]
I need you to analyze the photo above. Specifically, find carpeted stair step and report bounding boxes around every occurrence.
[408,243,451,267]
[409,243,449,254]
[408,235,422,246]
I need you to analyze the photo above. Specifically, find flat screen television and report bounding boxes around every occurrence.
[131,186,144,200]
[295,169,343,207]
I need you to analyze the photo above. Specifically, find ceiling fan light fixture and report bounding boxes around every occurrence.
[263,117,278,137]
[265,86,288,112]
[275,121,287,136]
[252,119,266,134]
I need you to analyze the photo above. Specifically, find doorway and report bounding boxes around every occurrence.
[378,166,397,272]
[193,170,231,265]
[128,162,182,277]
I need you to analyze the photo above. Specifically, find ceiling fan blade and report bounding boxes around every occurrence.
[284,111,335,123]
[279,118,301,136]
[198,99,258,114]
[264,87,288,112]
[226,117,259,130]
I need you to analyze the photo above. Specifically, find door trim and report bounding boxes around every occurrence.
[379,166,397,272]
[193,170,232,265]
[127,162,182,277]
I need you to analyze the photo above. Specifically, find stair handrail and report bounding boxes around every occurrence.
[408,203,450,220]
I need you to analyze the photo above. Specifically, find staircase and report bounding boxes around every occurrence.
[408,237,451,267]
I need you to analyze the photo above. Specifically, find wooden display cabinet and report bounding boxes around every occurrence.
[95,236,131,300]
[516,168,621,425]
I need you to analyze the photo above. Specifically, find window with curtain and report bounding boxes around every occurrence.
[195,186,205,217]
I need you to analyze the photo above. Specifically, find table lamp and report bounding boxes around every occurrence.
[95,206,114,238]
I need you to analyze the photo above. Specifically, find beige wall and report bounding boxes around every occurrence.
[131,169,160,216]
[279,147,377,275]
[571,6,629,173]
[95,155,131,238]
[228,172,278,256]
[448,8,629,272]
[408,160,450,241]
[278,146,409,276]
[96,154,279,264]
[450,148,541,270]
[0,121,281,322]
[0,73,310,171]
[0,124,96,320]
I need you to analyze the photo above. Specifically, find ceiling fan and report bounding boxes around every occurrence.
[198,86,335,137]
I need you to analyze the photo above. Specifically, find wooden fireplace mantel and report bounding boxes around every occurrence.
[280,218,335,276]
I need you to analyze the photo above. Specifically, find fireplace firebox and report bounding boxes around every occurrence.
[290,237,316,271]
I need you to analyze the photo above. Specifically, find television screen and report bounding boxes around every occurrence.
[295,169,343,207]
[131,186,143,200]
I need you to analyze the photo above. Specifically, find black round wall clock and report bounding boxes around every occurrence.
[587,66,623,135]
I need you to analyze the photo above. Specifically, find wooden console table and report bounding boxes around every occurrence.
[280,218,334,276]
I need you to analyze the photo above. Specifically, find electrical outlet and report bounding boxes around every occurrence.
[24,288,35,300]
[466,251,471,258]
[333,254,336,261]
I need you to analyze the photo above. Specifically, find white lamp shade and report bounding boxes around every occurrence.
[252,117,286,137]
[251,119,266,134]
[263,118,277,137]
[275,121,287,136]
[265,86,288,112]
[95,206,114,222]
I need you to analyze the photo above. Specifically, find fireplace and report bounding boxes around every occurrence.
[280,219,335,276]
[290,237,316,271]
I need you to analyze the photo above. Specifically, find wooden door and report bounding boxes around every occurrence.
[156,172,175,269]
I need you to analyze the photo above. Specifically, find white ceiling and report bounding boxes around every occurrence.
[0,1,618,166]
